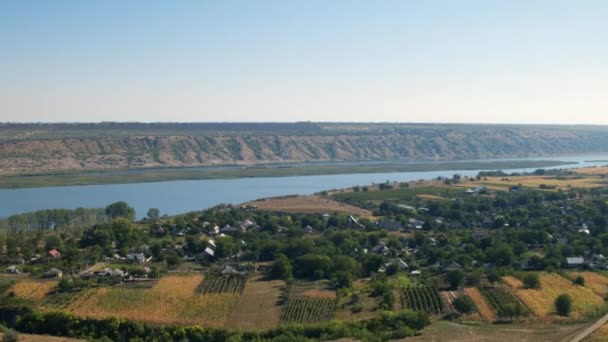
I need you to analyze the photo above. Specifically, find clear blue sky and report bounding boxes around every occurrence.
[1,1,607,124]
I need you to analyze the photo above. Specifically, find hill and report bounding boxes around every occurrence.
[1,122,608,175]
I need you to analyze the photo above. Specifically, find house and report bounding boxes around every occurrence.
[380,220,403,232]
[465,185,487,194]
[47,249,61,259]
[408,218,424,230]
[44,268,63,278]
[240,219,255,231]
[220,224,239,233]
[304,225,315,234]
[566,257,585,268]
[203,247,215,258]
[387,258,409,271]
[127,253,146,263]
[5,265,20,274]
[443,261,462,271]
[410,270,421,277]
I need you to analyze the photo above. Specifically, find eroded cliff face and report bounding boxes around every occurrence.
[0,126,606,175]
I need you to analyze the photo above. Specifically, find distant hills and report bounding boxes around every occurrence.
[1,122,607,175]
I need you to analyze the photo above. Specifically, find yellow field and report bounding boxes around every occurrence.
[503,273,604,320]
[464,287,496,322]
[587,322,608,342]
[227,277,285,330]
[575,166,608,175]
[303,289,338,299]
[10,279,57,301]
[67,274,240,327]
[570,272,608,297]
[456,173,606,191]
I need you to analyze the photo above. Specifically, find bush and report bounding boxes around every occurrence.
[555,294,572,316]
[453,295,475,314]
[523,274,540,289]
[574,276,585,286]
[1,329,18,342]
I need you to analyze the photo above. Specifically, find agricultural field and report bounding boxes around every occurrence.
[280,286,338,325]
[460,174,607,191]
[400,286,443,314]
[464,288,495,321]
[585,322,608,342]
[570,272,608,297]
[479,286,529,318]
[67,274,240,327]
[244,195,372,216]
[9,279,58,301]
[503,273,605,320]
[198,273,246,294]
[227,276,285,330]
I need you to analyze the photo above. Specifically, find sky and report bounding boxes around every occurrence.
[1,1,608,124]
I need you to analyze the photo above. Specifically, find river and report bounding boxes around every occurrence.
[1,154,607,219]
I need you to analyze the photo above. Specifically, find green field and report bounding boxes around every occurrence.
[0,160,572,189]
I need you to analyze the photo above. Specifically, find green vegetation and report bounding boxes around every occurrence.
[280,297,338,325]
[198,273,247,294]
[400,286,443,314]
[479,287,528,318]
[555,294,572,316]
[0,160,572,189]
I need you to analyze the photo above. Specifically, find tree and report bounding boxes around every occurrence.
[269,254,292,280]
[555,294,572,316]
[574,275,585,286]
[487,270,500,284]
[446,270,465,290]
[146,208,160,220]
[105,202,135,220]
[332,271,353,289]
[523,274,540,289]
[453,295,475,314]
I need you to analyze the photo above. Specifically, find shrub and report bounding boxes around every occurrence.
[453,295,475,314]
[523,274,540,289]
[555,294,572,316]
[574,276,585,286]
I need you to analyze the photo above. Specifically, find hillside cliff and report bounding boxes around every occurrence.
[1,123,607,175]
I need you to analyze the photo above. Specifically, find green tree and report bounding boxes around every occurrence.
[453,295,475,314]
[523,274,540,289]
[574,275,585,286]
[146,208,160,220]
[555,294,572,316]
[269,254,292,280]
[105,202,135,220]
[446,270,465,290]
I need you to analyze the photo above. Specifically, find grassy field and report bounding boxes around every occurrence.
[503,273,605,321]
[570,272,608,297]
[67,274,240,327]
[9,279,58,301]
[332,185,463,208]
[245,195,372,216]
[226,276,285,331]
[0,159,573,189]
[457,174,608,191]
[408,320,592,342]
[585,322,608,341]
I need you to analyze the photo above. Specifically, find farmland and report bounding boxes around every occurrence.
[400,286,443,314]
[503,273,605,320]
[569,272,608,297]
[281,286,338,325]
[464,288,496,321]
[227,277,285,330]
[198,273,246,295]
[9,279,58,301]
[479,286,529,318]
[67,274,240,327]
[244,195,372,216]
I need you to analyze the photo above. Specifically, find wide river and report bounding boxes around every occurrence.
[1,154,608,219]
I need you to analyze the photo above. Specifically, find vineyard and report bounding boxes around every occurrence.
[198,273,247,295]
[400,286,443,314]
[281,297,337,325]
[479,286,528,317]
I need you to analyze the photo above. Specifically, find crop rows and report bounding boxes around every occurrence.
[280,297,337,325]
[479,286,528,317]
[401,286,443,314]
[198,274,246,295]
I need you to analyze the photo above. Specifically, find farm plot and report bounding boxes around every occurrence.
[464,288,495,321]
[67,274,240,327]
[10,279,57,301]
[479,286,528,318]
[281,288,337,325]
[400,286,443,314]
[198,273,246,294]
[570,272,608,297]
[503,273,604,320]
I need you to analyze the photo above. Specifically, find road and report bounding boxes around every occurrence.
[570,312,608,342]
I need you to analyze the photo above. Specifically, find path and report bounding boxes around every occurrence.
[570,313,608,342]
